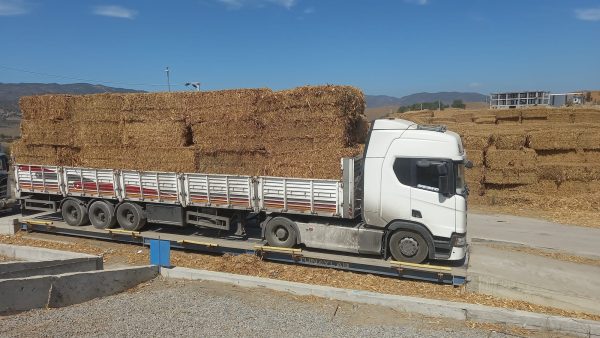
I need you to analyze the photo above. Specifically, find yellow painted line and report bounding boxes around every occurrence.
[390,260,452,271]
[254,245,302,254]
[107,229,141,236]
[24,220,53,226]
[177,240,218,248]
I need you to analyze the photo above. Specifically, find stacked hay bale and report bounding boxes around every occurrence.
[394,107,600,223]
[13,85,367,179]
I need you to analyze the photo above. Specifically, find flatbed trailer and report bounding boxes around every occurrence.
[15,212,468,286]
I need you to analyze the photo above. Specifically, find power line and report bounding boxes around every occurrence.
[0,65,174,88]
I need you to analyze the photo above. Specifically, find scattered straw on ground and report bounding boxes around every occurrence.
[480,242,600,266]
[1,232,599,322]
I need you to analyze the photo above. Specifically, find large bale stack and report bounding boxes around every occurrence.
[389,106,600,226]
[14,85,367,179]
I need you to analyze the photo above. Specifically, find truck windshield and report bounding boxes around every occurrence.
[454,162,466,195]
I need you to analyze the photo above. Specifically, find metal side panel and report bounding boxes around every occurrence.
[184,173,254,210]
[258,176,342,217]
[14,164,63,196]
[63,167,119,199]
[120,170,180,204]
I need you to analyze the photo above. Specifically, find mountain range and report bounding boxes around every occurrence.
[366,92,487,108]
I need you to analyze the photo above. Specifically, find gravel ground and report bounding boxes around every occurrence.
[0,278,567,338]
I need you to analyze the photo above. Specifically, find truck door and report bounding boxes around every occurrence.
[409,159,456,237]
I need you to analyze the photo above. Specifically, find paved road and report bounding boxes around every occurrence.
[0,278,537,338]
[468,212,600,258]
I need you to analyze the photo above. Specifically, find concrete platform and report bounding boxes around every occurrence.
[162,266,600,337]
[467,244,600,316]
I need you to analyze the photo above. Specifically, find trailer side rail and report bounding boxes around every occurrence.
[15,165,62,196]
[63,167,119,199]
[183,173,254,210]
[120,170,181,205]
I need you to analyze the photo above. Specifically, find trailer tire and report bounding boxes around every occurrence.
[389,230,428,263]
[265,217,297,248]
[89,201,117,229]
[61,198,89,227]
[116,202,147,231]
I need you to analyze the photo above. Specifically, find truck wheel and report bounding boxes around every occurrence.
[116,202,147,231]
[61,198,89,227]
[389,230,428,263]
[265,217,297,248]
[89,201,117,229]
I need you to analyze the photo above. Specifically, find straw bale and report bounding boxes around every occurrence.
[538,164,600,182]
[453,113,473,123]
[536,150,585,164]
[572,111,600,124]
[547,112,572,123]
[430,117,456,124]
[465,167,484,186]
[75,122,123,147]
[474,116,496,124]
[584,150,600,163]
[465,149,484,167]
[19,95,74,121]
[484,169,538,185]
[254,85,365,115]
[486,147,536,169]
[492,130,527,149]
[11,141,79,166]
[521,110,548,119]
[461,132,492,150]
[557,180,600,194]
[79,147,197,172]
[528,129,581,150]
[122,121,189,147]
[494,110,521,120]
[579,132,600,150]
[20,120,74,146]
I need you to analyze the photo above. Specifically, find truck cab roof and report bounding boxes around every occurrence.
[367,118,465,161]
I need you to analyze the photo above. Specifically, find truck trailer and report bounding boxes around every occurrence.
[14,119,470,263]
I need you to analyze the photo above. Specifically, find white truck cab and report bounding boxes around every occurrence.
[362,119,468,262]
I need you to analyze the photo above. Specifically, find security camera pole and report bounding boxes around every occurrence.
[165,67,171,92]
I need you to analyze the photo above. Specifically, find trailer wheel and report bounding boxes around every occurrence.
[89,201,117,229]
[61,198,89,227]
[389,230,428,263]
[116,202,147,231]
[265,217,297,248]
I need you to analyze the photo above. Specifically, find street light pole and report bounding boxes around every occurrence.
[165,67,171,92]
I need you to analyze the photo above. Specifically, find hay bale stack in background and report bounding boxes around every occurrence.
[14,85,367,179]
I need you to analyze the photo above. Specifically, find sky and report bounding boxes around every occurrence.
[0,0,599,97]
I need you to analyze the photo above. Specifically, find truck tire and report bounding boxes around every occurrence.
[61,198,89,227]
[89,201,117,229]
[116,202,147,231]
[389,230,428,263]
[265,217,297,248]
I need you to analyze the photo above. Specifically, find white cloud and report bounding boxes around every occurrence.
[575,8,600,21]
[0,0,29,16]
[218,0,297,10]
[303,7,314,14]
[469,82,482,89]
[404,0,428,5]
[93,5,138,19]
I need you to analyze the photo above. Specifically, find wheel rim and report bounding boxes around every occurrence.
[126,211,135,225]
[94,208,106,223]
[399,237,419,257]
[68,206,78,220]
[274,226,288,242]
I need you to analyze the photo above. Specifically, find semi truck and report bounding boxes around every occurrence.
[14,119,470,263]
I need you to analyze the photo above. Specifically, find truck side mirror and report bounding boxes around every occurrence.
[438,175,450,196]
[436,163,448,176]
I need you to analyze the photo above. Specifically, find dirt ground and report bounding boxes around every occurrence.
[1,231,599,322]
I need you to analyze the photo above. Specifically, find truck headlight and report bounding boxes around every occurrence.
[452,233,467,247]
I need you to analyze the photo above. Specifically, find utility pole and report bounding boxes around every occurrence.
[165,67,171,92]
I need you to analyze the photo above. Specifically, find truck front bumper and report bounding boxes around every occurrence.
[447,245,467,261]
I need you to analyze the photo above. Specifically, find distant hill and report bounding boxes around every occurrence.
[366,92,487,108]
[0,83,144,118]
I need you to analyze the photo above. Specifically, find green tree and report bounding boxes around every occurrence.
[451,99,466,109]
